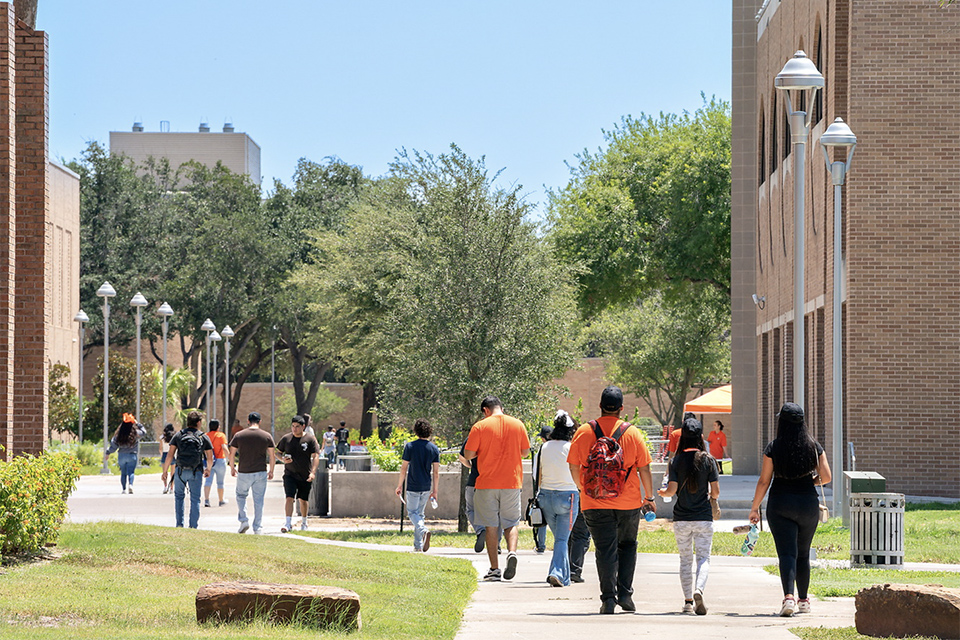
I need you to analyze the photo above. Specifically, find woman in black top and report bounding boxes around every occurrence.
[749,403,831,617]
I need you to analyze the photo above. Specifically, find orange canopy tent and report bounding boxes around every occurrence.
[683,384,732,414]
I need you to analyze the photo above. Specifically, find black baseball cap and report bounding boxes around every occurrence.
[600,386,624,412]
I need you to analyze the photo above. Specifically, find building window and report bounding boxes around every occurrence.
[770,93,779,174]
[759,103,766,186]
[813,23,824,125]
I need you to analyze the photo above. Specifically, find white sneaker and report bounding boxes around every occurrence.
[682,602,694,614]
[238,521,250,534]
[797,599,811,613]
[128,487,134,494]
[779,597,796,617]
[693,589,707,615]
[483,568,501,582]
[280,524,290,533]
[300,521,309,531]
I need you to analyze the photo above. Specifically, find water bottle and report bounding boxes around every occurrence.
[430,497,438,510]
[740,524,760,556]
[642,503,656,522]
[660,472,672,503]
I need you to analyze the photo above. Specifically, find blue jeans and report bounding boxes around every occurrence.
[204,458,226,488]
[406,490,430,550]
[540,490,579,585]
[174,466,203,528]
[118,451,138,490]
[236,471,268,532]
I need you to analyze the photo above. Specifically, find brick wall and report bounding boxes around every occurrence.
[0,3,15,458]
[12,21,47,455]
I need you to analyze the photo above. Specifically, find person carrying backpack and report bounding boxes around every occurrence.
[161,411,214,529]
[567,386,655,615]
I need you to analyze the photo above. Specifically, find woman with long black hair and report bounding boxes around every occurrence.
[104,413,147,494]
[659,417,719,615]
[749,402,832,617]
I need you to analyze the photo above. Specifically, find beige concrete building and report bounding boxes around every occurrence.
[49,161,82,390]
[732,0,960,497]
[110,121,261,185]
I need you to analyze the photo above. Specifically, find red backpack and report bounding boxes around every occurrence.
[582,420,633,499]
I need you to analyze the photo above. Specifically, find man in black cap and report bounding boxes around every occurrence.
[567,385,655,614]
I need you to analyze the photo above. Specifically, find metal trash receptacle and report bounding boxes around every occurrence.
[339,454,372,472]
[308,459,329,516]
[849,492,904,567]
[842,471,886,525]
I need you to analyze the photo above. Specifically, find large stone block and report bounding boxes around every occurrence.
[855,583,960,640]
[196,581,361,631]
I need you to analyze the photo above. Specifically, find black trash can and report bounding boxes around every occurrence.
[308,458,329,516]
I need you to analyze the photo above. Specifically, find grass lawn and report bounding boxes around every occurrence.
[0,522,475,639]
[793,628,941,640]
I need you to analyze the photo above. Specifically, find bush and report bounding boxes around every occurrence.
[0,450,81,555]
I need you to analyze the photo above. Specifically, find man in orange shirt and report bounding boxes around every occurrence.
[464,395,530,582]
[568,386,655,614]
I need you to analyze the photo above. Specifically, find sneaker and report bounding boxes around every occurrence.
[219,500,227,506]
[797,599,811,613]
[618,595,636,612]
[281,524,290,533]
[535,547,545,554]
[162,487,169,495]
[694,589,707,615]
[204,500,211,507]
[547,575,563,587]
[253,529,263,535]
[423,531,431,552]
[570,574,585,583]
[483,568,501,582]
[503,552,518,580]
[779,597,796,617]
[682,602,695,614]
[474,531,486,553]
[238,521,250,534]
[128,487,133,494]
[600,599,617,615]
[300,521,309,531]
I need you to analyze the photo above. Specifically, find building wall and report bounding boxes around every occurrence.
[109,130,262,185]
[0,3,17,457]
[746,0,960,497]
[49,161,80,387]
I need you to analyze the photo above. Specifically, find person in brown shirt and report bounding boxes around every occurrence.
[229,411,276,534]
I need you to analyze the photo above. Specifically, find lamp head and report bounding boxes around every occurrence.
[129,292,148,307]
[96,281,117,298]
[156,302,174,317]
[221,325,235,338]
[210,331,222,342]
[74,310,89,324]
[775,51,824,91]
[201,318,216,332]
[820,117,857,148]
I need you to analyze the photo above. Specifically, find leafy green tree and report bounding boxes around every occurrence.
[587,287,730,429]
[48,364,79,439]
[86,353,161,442]
[548,98,731,315]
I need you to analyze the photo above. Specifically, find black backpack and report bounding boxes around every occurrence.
[176,428,205,470]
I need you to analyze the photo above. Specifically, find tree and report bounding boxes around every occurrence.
[587,288,730,429]
[86,353,161,442]
[48,364,79,440]
[548,98,731,316]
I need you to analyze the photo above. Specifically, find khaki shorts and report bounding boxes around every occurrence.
[473,488,522,529]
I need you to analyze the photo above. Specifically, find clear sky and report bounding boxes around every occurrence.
[43,1,732,215]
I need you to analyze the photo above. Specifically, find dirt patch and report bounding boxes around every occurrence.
[5,613,87,628]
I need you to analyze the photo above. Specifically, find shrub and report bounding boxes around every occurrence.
[0,450,82,556]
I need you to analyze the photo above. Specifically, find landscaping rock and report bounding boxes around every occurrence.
[196,581,361,630]
[855,583,960,640]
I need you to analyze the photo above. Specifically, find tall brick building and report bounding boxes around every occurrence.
[0,1,80,460]
[731,0,960,497]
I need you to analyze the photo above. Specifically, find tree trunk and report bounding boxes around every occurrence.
[360,381,377,438]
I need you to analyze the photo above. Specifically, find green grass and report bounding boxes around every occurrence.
[793,627,941,640]
[0,522,475,639]
[764,565,960,598]
[80,457,162,476]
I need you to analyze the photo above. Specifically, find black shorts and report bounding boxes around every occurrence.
[283,474,312,501]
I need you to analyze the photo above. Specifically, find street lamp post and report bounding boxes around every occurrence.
[820,117,857,518]
[201,319,216,415]
[210,330,222,423]
[156,303,174,427]
[775,50,824,409]
[129,292,148,422]
[73,310,89,444]
[270,330,276,440]
[96,281,117,474]
[221,325,235,427]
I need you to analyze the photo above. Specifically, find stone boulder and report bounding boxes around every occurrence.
[196,581,361,630]
[855,583,960,640]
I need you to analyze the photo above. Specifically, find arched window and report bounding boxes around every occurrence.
[770,92,779,174]
[759,101,766,186]
[813,23,824,124]
[781,93,791,161]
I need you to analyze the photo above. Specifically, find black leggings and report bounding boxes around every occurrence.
[766,491,819,599]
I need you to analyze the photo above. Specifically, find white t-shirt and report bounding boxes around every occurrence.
[322,430,336,452]
[535,440,578,491]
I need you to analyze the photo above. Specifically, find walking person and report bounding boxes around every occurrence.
[568,386,655,614]
[161,411,214,529]
[464,395,530,581]
[394,419,441,552]
[160,423,175,494]
[322,425,336,467]
[707,420,727,474]
[203,420,230,507]
[104,413,147,494]
[658,417,720,615]
[336,420,350,470]
[553,410,591,583]
[749,402,832,617]
[459,439,503,554]
[276,415,320,533]
[229,411,276,535]
[535,410,580,587]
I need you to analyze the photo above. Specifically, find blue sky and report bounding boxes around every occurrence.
[44,1,731,214]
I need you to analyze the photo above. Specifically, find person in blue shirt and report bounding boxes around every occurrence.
[394,419,441,552]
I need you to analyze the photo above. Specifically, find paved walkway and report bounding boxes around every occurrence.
[65,472,953,639]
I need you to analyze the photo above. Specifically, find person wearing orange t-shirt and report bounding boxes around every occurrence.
[203,420,230,507]
[567,386,654,615]
[464,395,530,582]
[707,420,727,473]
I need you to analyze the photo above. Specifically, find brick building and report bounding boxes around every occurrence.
[0,1,80,460]
[731,0,960,497]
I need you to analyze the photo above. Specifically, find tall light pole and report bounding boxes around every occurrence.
[201,319,216,415]
[96,281,116,474]
[820,117,857,517]
[271,325,277,440]
[221,325,235,427]
[156,303,174,427]
[129,292,148,422]
[775,50,824,409]
[210,330,222,423]
[73,310,89,444]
